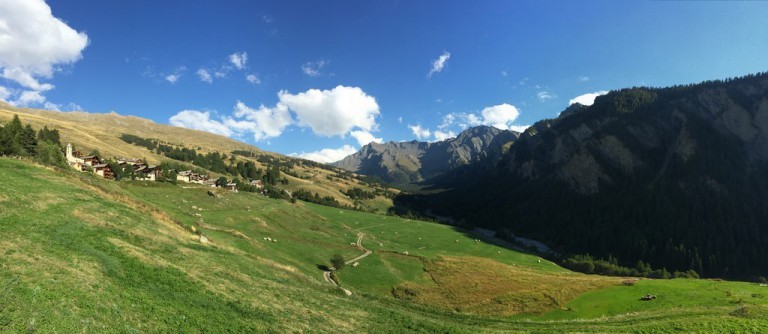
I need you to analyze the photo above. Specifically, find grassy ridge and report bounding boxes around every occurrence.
[3,158,768,332]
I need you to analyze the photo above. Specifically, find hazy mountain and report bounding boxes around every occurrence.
[401,72,768,279]
[333,125,520,186]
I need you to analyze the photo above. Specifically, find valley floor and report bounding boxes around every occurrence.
[2,158,767,333]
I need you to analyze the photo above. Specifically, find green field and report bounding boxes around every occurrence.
[2,157,768,332]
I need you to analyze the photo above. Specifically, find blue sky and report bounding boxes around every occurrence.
[1,1,767,162]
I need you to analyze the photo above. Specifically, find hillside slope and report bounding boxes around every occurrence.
[333,125,519,186]
[3,158,768,332]
[0,102,393,209]
[404,72,768,279]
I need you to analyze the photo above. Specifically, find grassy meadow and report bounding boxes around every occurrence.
[2,157,768,332]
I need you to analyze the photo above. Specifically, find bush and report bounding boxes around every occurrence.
[330,254,345,271]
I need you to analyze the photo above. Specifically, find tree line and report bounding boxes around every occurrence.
[0,115,67,167]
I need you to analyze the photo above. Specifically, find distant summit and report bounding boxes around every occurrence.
[333,125,520,186]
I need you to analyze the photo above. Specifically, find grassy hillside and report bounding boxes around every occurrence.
[0,103,394,209]
[3,157,768,332]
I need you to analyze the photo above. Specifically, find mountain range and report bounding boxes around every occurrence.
[362,72,768,279]
[333,125,520,187]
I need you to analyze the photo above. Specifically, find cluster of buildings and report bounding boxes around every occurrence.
[64,143,249,192]
[65,143,160,180]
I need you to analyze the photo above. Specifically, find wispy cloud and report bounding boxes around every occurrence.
[428,51,451,77]
[301,60,328,77]
[196,68,212,83]
[229,52,248,70]
[246,74,261,84]
[537,91,556,101]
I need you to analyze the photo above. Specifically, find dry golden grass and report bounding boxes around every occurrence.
[392,256,621,316]
[0,103,393,208]
[0,102,264,164]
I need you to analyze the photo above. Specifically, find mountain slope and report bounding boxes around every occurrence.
[403,72,768,279]
[0,102,394,209]
[333,125,519,186]
[5,158,768,332]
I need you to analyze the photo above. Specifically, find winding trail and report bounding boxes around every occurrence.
[322,232,371,296]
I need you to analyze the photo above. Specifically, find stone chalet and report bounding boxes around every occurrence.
[176,171,209,184]
[118,158,161,181]
[66,143,113,178]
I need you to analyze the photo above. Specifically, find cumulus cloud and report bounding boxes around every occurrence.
[428,51,451,77]
[0,0,89,92]
[290,145,357,164]
[408,125,431,140]
[569,90,609,106]
[196,68,212,83]
[433,130,455,141]
[480,104,521,129]
[169,86,380,145]
[246,74,260,84]
[301,60,328,77]
[229,52,247,70]
[228,101,292,141]
[278,85,379,137]
[169,110,234,137]
[436,103,530,135]
[11,90,46,107]
[350,130,383,146]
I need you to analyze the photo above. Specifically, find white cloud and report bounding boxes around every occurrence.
[165,74,180,84]
[11,90,46,107]
[0,0,88,91]
[569,90,609,106]
[196,68,212,83]
[278,85,379,137]
[481,104,520,129]
[301,60,328,77]
[579,76,590,82]
[537,91,556,101]
[408,125,431,140]
[42,101,83,112]
[0,86,11,101]
[501,70,508,77]
[246,74,260,84]
[350,130,382,146]
[428,51,451,77]
[168,86,380,144]
[433,130,455,141]
[229,101,292,141]
[291,145,357,164]
[229,52,247,70]
[169,110,234,137]
[214,70,227,78]
[398,116,403,124]
[436,103,529,134]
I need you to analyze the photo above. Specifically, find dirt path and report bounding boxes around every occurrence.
[345,233,372,265]
[322,233,371,296]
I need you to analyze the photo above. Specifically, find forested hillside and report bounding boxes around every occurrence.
[399,72,768,280]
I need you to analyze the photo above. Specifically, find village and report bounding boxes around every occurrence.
[64,143,261,192]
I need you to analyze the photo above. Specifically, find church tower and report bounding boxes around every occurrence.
[66,143,73,161]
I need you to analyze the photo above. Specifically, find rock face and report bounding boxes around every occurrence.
[333,126,520,186]
[404,72,768,279]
